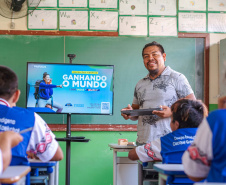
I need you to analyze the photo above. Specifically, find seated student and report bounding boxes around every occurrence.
[182,96,226,182]
[128,99,206,163]
[0,131,23,173]
[0,65,63,162]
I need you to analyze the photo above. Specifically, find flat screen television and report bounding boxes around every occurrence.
[26,62,114,115]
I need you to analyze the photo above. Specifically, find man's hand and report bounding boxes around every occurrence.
[152,105,172,118]
[218,96,226,109]
[121,104,138,121]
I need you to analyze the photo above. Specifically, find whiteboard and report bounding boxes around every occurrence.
[208,0,226,11]
[208,13,226,32]
[89,11,118,31]
[179,0,206,11]
[119,0,147,15]
[28,0,57,7]
[58,0,87,7]
[59,11,88,30]
[89,0,117,8]
[178,12,206,32]
[119,16,147,36]
[28,10,58,30]
[149,0,177,16]
[149,17,177,36]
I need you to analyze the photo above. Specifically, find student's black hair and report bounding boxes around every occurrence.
[43,72,49,79]
[0,66,18,100]
[142,41,165,57]
[171,99,205,129]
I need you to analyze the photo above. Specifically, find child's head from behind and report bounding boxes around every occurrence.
[170,99,206,131]
[0,65,18,101]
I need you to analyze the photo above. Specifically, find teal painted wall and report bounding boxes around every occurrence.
[54,131,137,185]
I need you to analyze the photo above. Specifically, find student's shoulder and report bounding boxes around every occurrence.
[13,106,35,115]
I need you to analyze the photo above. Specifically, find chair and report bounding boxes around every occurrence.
[161,151,201,185]
[1,155,31,185]
[29,159,58,185]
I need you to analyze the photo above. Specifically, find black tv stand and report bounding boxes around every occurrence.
[56,113,90,185]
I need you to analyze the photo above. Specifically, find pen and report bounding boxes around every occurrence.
[19,127,33,134]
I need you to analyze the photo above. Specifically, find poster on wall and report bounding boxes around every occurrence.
[89,11,118,31]
[149,0,177,16]
[208,0,226,11]
[89,0,117,8]
[119,0,147,15]
[59,11,88,30]
[179,0,206,11]
[178,12,206,32]
[28,9,58,30]
[28,0,57,7]
[149,17,177,36]
[58,0,87,7]
[119,16,147,36]
[208,13,226,33]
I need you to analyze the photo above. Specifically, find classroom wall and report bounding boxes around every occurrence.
[1,16,226,106]
[1,16,226,185]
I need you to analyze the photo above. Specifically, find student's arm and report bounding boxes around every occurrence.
[128,138,162,162]
[128,148,139,160]
[0,131,23,171]
[182,119,212,181]
[218,96,226,109]
[50,145,63,161]
[27,113,63,162]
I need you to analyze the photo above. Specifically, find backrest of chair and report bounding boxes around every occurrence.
[162,151,184,164]
[10,155,30,166]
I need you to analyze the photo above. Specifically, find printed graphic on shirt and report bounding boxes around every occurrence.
[142,114,160,126]
[187,143,210,166]
[177,84,191,99]
[28,123,53,155]
[153,77,169,92]
[134,88,146,107]
[166,96,177,108]
[144,143,160,160]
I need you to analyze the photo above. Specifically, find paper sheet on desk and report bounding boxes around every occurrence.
[108,143,136,149]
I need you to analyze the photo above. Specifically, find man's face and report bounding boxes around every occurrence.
[142,46,166,77]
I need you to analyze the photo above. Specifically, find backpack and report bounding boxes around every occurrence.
[34,80,42,99]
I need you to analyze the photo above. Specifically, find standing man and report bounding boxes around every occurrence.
[121,41,196,145]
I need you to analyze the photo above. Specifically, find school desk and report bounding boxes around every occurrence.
[0,166,31,184]
[194,183,226,185]
[153,164,194,185]
[108,144,137,185]
[29,159,58,185]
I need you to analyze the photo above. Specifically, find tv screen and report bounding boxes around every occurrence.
[26,62,114,115]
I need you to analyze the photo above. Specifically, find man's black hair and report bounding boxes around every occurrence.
[0,66,18,100]
[142,41,165,57]
[171,99,204,129]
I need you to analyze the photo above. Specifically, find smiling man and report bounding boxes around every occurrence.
[121,41,196,145]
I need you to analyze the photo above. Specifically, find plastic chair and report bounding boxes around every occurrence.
[162,151,200,185]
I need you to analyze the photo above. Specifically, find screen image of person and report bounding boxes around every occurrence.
[121,41,196,145]
[36,72,63,113]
